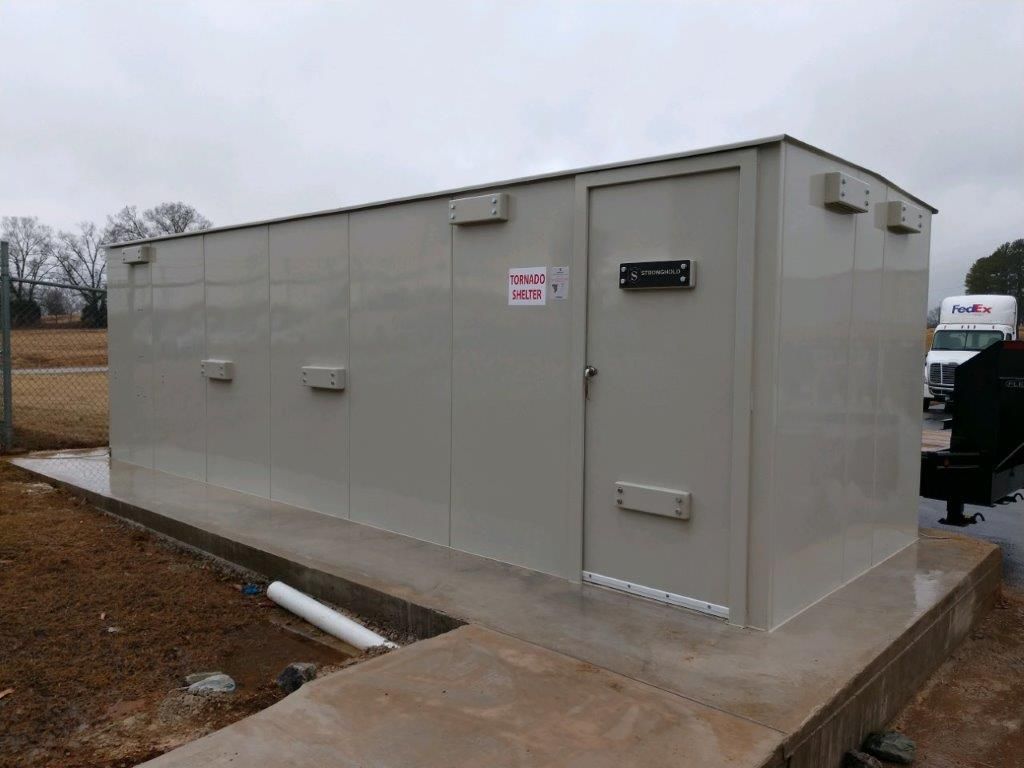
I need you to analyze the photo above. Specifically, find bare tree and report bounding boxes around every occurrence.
[145,202,212,235]
[926,305,941,328]
[55,222,108,327]
[55,221,106,291]
[104,202,212,242]
[39,286,72,319]
[1,215,55,300]
[103,205,150,243]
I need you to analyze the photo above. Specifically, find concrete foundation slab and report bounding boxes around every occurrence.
[11,452,1001,767]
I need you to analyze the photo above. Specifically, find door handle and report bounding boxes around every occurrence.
[583,365,598,379]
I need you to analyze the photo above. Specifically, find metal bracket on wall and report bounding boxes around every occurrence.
[823,172,871,214]
[886,200,925,233]
[448,193,509,225]
[301,366,346,391]
[200,360,235,381]
[121,245,153,265]
[614,481,692,520]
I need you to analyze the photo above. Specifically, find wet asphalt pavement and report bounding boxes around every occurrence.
[920,404,1024,588]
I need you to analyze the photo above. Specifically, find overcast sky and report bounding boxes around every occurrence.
[1,0,1021,306]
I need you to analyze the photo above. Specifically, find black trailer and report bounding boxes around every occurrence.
[921,340,1024,526]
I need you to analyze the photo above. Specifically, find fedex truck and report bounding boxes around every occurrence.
[924,294,1018,408]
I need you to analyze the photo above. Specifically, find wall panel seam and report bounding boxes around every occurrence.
[767,143,788,627]
[448,202,455,547]
[840,200,860,582]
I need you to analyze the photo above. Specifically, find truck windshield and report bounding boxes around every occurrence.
[931,329,1005,351]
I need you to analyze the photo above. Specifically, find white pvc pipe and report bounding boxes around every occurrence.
[267,581,398,651]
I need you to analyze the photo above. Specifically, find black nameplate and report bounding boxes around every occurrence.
[619,260,695,290]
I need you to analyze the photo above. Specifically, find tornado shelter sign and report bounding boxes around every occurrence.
[509,267,547,306]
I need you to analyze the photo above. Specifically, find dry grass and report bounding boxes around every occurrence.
[2,328,108,451]
[10,328,108,369]
[9,372,108,450]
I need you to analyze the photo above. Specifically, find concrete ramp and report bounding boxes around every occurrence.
[140,625,784,768]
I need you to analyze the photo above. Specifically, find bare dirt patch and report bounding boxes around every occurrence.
[0,461,365,768]
[889,587,1024,767]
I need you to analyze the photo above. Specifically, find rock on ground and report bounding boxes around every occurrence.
[276,662,318,693]
[863,731,916,764]
[186,674,236,696]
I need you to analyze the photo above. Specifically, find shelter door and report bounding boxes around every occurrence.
[582,170,740,617]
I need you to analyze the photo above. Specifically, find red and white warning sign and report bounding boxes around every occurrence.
[508,267,547,306]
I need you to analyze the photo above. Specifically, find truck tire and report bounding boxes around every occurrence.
[923,397,932,411]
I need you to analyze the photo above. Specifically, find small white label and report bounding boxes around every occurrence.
[550,266,569,301]
[508,267,547,306]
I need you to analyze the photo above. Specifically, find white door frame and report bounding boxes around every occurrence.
[566,149,759,626]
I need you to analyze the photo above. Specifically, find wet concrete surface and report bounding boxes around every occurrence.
[921,404,1024,588]
[12,451,1001,768]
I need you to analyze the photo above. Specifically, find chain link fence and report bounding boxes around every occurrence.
[1,240,108,452]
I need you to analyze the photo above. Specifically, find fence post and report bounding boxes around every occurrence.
[0,239,12,450]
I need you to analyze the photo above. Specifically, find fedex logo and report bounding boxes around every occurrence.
[952,303,992,314]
